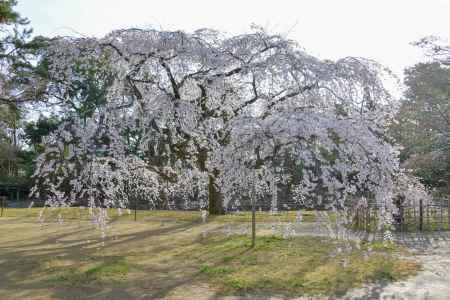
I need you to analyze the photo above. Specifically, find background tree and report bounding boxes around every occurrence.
[0,0,29,182]
[0,0,26,25]
[0,0,49,186]
[390,62,450,196]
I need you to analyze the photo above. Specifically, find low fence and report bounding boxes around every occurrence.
[2,190,449,234]
[354,199,450,232]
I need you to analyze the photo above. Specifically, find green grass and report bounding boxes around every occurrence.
[0,208,420,299]
[1,207,319,223]
[47,259,129,284]
[213,210,317,223]
[188,235,419,297]
[85,259,129,278]
[200,265,234,275]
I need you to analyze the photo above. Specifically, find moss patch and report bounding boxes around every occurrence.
[47,258,130,284]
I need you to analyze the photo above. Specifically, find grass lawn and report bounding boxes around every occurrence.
[1,207,318,222]
[0,208,420,300]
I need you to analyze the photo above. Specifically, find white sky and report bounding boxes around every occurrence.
[17,0,450,79]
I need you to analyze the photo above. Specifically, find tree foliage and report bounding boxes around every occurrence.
[391,62,450,195]
[0,0,49,183]
[0,0,27,25]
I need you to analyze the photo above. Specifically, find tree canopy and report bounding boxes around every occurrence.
[25,26,409,234]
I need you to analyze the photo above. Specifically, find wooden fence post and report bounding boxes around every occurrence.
[1,196,4,217]
[413,204,417,231]
[251,183,256,248]
[134,196,137,221]
[448,199,450,229]
[400,205,404,232]
[367,207,370,231]
[419,199,423,231]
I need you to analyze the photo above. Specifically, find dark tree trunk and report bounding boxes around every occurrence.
[208,174,224,215]
[197,147,224,215]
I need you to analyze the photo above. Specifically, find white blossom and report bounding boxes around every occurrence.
[30,27,428,234]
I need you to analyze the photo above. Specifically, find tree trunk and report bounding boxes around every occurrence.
[197,147,224,215]
[208,174,224,215]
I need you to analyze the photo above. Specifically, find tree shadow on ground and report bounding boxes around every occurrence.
[0,217,217,300]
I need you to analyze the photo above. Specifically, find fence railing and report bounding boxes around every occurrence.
[354,199,450,232]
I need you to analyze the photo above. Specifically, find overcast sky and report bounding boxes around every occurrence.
[17,0,450,79]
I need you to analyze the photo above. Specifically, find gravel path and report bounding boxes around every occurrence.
[323,232,450,300]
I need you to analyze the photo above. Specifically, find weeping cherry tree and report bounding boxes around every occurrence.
[30,26,410,239]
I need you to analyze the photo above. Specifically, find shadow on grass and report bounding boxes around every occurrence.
[0,215,433,300]
[0,217,214,300]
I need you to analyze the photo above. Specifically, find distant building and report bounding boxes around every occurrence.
[0,182,31,207]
